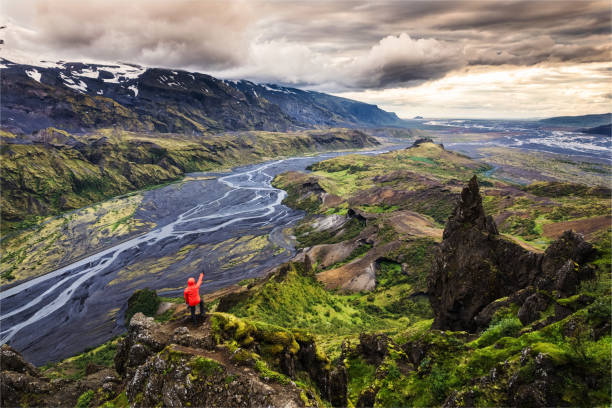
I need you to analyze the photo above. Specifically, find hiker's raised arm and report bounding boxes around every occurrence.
[196,272,203,287]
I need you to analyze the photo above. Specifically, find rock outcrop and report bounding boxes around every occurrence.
[428,176,595,332]
[0,344,122,408]
[125,344,305,408]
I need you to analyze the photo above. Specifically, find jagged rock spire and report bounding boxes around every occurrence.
[429,175,596,333]
[443,175,498,239]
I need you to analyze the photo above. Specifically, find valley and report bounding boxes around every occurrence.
[3,138,608,408]
[1,57,610,408]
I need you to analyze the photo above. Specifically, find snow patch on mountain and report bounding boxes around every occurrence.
[74,68,99,79]
[262,84,296,95]
[60,73,88,93]
[128,85,139,97]
[25,69,42,83]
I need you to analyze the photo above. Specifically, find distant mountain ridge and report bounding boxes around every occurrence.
[0,59,403,135]
[582,123,612,137]
[538,112,611,127]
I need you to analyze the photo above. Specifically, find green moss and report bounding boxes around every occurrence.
[299,391,311,406]
[210,312,257,346]
[42,337,120,380]
[100,392,128,408]
[189,356,223,377]
[376,260,404,288]
[226,264,408,348]
[530,342,570,365]
[346,357,376,404]
[125,288,160,323]
[231,348,257,365]
[75,390,94,408]
[254,359,291,385]
[471,316,523,348]
[154,309,174,323]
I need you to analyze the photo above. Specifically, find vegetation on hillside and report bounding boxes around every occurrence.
[4,140,610,407]
[0,127,378,233]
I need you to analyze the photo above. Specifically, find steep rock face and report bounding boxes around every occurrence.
[428,176,595,332]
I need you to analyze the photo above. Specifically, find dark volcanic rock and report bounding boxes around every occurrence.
[0,345,121,408]
[0,344,39,377]
[428,176,596,332]
[114,313,169,377]
[125,345,305,408]
[294,337,348,407]
[356,386,379,408]
[442,176,498,239]
[517,293,550,325]
[357,333,392,366]
[411,137,443,149]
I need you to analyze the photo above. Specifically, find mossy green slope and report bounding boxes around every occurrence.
[0,127,378,232]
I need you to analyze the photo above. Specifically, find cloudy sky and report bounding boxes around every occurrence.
[2,0,610,118]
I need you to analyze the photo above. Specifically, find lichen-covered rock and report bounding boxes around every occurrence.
[0,345,122,408]
[357,333,392,366]
[428,176,597,332]
[517,293,550,325]
[0,369,50,407]
[114,312,169,376]
[0,344,39,377]
[356,385,379,408]
[126,345,306,408]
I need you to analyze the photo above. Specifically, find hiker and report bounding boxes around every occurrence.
[184,272,205,324]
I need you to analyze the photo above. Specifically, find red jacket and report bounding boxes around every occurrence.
[184,273,203,306]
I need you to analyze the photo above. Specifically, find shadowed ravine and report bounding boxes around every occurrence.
[0,147,403,365]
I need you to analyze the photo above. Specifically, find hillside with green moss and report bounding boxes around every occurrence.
[0,127,378,233]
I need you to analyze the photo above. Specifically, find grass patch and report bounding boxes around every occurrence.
[75,390,94,408]
[125,288,160,323]
[347,356,376,404]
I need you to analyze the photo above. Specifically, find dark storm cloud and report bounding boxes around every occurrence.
[3,0,255,69]
[2,0,610,90]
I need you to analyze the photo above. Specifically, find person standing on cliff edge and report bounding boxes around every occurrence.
[184,272,206,324]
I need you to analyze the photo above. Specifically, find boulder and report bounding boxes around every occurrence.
[114,313,170,376]
[517,293,550,325]
[0,344,39,377]
[357,333,391,366]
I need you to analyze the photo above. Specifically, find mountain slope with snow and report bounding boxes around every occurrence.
[0,58,403,135]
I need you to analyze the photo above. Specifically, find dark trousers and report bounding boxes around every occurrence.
[189,300,205,323]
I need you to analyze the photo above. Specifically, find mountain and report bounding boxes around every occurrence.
[538,112,612,127]
[0,59,403,135]
[582,123,612,137]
